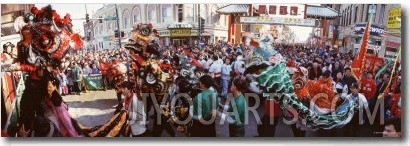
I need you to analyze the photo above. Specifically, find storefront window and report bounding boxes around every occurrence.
[178,4,183,22]
[385,47,398,58]
[100,25,103,34]
[269,5,277,15]
[123,10,130,29]
[161,4,172,23]
[279,6,287,15]
[184,4,194,22]
[147,4,157,23]
[133,7,140,24]
[290,6,298,15]
[378,4,385,24]
[200,4,206,20]
[210,5,218,24]
[114,16,117,28]
[367,4,377,22]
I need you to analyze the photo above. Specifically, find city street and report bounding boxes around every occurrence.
[63,90,296,137]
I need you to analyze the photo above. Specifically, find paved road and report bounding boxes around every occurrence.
[63,90,298,137]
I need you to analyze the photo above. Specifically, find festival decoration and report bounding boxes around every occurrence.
[243,33,359,130]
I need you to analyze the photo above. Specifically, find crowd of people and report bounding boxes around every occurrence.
[2,38,402,137]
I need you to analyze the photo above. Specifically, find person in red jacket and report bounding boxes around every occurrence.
[99,57,110,90]
[360,72,377,100]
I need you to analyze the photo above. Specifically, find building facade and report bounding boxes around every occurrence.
[337,4,400,59]
[1,4,35,50]
[217,4,339,44]
[86,4,230,50]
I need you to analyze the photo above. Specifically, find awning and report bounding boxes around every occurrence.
[306,5,340,19]
[386,42,400,48]
[216,4,249,14]
[167,23,194,29]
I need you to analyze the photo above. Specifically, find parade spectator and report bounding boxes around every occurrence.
[228,76,248,137]
[119,81,148,137]
[209,55,223,94]
[99,56,110,90]
[322,62,332,74]
[65,67,74,95]
[191,75,218,137]
[57,72,68,96]
[376,73,389,96]
[2,42,15,64]
[91,64,100,74]
[343,83,369,137]
[232,54,245,75]
[308,61,322,80]
[331,61,343,79]
[383,117,401,137]
[360,72,377,100]
[221,57,232,99]
[341,67,357,94]
[72,63,83,95]
[83,63,92,76]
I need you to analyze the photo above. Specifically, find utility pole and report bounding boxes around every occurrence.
[115,4,122,49]
[198,4,201,45]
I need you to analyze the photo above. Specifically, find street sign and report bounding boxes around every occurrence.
[354,23,386,37]
[387,7,401,29]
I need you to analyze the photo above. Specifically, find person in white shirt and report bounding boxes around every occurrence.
[82,63,92,76]
[322,62,332,73]
[343,82,369,136]
[204,55,213,70]
[209,55,223,94]
[232,55,245,75]
[119,81,147,137]
[221,57,232,99]
[199,55,207,69]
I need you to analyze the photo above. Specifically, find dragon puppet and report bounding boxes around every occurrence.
[5,5,84,137]
[123,23,210,135]
[81,23,186,137]
[242,32,360,130]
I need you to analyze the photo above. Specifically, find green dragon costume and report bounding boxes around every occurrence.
[244,34,359,130]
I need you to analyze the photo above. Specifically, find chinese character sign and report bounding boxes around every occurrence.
[387,7,401,29]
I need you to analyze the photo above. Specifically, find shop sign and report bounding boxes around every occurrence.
[387,8,401,29]
[354,44,381,50]
[240,16,316,27]
[158,30,170,37]
[170,29,191,37]
[354,23,386,37]
[190,30,198,36]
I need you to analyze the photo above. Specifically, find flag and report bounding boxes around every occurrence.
[377,47,401,99]
[82,74,103,91]
[384,47,401,93]
[351,20,371,82]
[183,48,203,68]
[375,59,391,79]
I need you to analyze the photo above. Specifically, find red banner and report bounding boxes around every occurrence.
[351,21,371,81]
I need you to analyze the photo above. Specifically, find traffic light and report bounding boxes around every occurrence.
[200,17,205,33]
[99,16,103,23]
[86,13,90,23]
[114,30,119,37]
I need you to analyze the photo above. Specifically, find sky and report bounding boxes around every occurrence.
[35,4,104,36]
[289,26,313,42]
